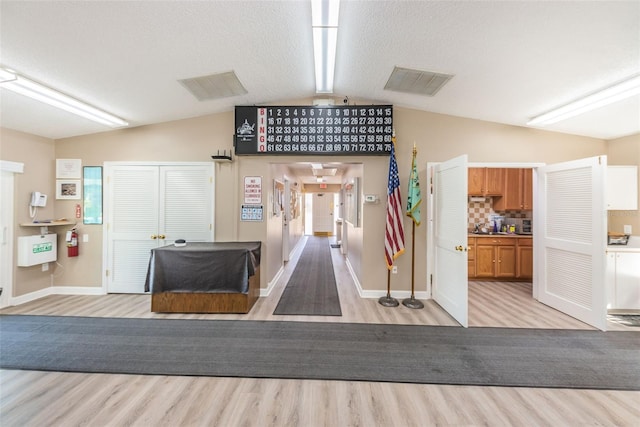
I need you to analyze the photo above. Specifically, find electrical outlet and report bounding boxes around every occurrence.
[624,225,632,235]
[392,266,398,274]
[42,262,49,272]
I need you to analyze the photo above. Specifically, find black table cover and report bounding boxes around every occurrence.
[144,242,261,294]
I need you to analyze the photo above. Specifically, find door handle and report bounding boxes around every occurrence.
[158,235,166,240]
[151,235,157,240]
[455,245,464,251]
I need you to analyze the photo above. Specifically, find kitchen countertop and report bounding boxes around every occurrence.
[468,233,531,238]
[607,235,640,252]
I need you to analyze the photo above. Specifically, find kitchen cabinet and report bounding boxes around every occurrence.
[606,251,640,310]
[494,168,533,211]
[474,237,516,278]
[516,237,533,279]
[606,166,638,210]
[468,168,504,197]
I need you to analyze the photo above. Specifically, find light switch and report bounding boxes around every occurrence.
[83,234,89,243]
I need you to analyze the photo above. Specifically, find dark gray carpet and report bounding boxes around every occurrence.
[1,315,639,390]
[273,236,342,316]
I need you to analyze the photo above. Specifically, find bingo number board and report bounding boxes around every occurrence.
[234,105,393,155]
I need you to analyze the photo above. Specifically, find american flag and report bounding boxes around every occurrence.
[385,138,405,269]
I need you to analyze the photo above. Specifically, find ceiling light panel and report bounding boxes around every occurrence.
[384,66,454,97]
[179,71,247,101]
[312,168,337,176]
[0,66,128,127]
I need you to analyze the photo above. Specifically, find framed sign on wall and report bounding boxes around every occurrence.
[235,105,393,156]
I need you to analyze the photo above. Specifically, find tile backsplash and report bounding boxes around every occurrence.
[468,198,530,230]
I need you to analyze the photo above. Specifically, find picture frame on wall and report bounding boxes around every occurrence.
[56,158,82,179]
[56,179,81,200]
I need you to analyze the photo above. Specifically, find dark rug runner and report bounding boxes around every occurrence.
[1,315,639,390]
[273,236,342,316]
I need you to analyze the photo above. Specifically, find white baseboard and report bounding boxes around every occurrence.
[9,286,105,307]
[261,266,284,297]
[345,258,429,300]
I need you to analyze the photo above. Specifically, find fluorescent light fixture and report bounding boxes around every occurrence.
[311,163,323,169]
[528,74,640,126]
[311,0,340,94]
[0,67,128,127]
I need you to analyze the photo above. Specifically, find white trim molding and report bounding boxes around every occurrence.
[0,160,24,173]
[9,286,106,307]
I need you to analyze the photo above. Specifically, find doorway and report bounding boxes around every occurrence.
[428,157,607,330]
[305,192,339,236]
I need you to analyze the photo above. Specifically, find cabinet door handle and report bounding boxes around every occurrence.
[159,235,166,240]
[151,235,157,240]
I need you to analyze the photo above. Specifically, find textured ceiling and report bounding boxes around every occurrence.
[1,1,638,143]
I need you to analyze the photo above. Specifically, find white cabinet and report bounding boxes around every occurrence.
[607,166,638,210]
[607,251,640,310]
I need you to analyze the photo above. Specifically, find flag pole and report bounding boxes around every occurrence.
[403,143,424,309]
[402,221,423,309]
[379,268,399,307]
[379,131,402,308]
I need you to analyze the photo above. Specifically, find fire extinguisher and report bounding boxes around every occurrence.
[67,228,79,257]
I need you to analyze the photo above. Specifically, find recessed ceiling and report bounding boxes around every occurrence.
[0,1,638,140]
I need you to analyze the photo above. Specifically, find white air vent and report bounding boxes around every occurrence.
[384,66,453,96]
[179,71,247,101]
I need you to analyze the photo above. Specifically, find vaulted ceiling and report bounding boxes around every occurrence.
[1,1,638,142]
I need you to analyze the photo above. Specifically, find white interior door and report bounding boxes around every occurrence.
[537,156,607,330]
[312,192,333,234]
[106,163,213,294]
[0,170,15,308]
[107,166,160,293]
[160,166,213,242]
[432,155,469,327]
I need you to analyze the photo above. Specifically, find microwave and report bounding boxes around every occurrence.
[522,219,532,233]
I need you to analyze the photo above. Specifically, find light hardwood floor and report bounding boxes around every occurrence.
[1,237,639,426]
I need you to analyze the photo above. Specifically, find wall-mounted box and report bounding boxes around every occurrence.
[18,234,57,267]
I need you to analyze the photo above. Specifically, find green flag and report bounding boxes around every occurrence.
[406,144,421,226]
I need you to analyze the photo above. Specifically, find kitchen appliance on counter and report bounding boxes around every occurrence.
[506,218,532,235]
[608,233,630,245]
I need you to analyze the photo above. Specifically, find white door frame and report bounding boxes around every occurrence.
[282,177,290,262]
[0,161,24,308]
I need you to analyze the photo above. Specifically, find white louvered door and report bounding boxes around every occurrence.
[160,166,213,243]
[106,164,213,294]
[537,156,607,330]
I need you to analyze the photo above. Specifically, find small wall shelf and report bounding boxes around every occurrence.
[20,220,75,235]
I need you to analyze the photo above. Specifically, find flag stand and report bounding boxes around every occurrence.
[378,269,399,307]
[403,206,424,310]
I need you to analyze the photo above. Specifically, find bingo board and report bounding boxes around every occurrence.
[234,105,393,155]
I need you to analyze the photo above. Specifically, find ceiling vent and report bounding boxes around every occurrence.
[179,71,247,101]
[384,66,453,97]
